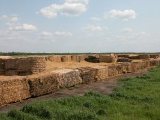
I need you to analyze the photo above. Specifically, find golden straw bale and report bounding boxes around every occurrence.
[4,57,46,76]
[131,62,142,72]
[52,69,82,88]
[91,66,108,81]
[27,73,59,97]
[150,59,159,66]
[78,67,97,83]
[48,56,62,62]
[71,55,78,62]
[0,77,31,107]
[61,55,72,62]
[99,55,117,63]
[108,64,118,77]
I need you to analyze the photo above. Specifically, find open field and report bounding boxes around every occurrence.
[0,54,160,107]
[0,66,160,120]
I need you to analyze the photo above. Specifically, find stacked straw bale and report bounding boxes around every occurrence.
[108,65,118,77]
[150,59,159,66]
[150,54,159,59]
[78,67,97,83]
[117,54,129,58]
[27,73,59,97]
[78,55,87,62]
[4,57,46,76]
[61,55,72,62]
[0,77,30,107]
[115,64,124,75]
[0,59,5,75]
[138,54,150,60]
[129,55,150,60]
[99,54,117,63]
[30,57,46,74]
[48,56,62,62]
[91,66,108,81]
[131,62,142,72]
[71,55,78,62]
[115,63,132,74]
[53,69,82,88]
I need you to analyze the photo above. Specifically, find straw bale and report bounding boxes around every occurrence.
[129,55,150,60]
[131,62,142,72]
[30,57,46,74]
[150,55,159,59]
[122,63,132,73]
[115,64,125,75]
[99,55,117,63]
[48,56,62,62]
[91,66,108,81]
[28,73,59,97]
[78,67,97,83]
[150,59,159,66]
[4,57,46,75]
[71,55,79,62]
[139,55,150,59]
[52,69,82,88]
[61,55,72,62]
[117,54,129,58]
[0,59,5,75]
[108,65,118,77]
[0,77,30,107]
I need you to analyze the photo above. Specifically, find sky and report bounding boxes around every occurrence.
[0,0,160,53]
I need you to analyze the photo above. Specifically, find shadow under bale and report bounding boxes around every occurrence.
[85,56,99,63]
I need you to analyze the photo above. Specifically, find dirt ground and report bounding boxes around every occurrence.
[0,71,146,113]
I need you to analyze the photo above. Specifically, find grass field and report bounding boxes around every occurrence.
[0,66,160,120]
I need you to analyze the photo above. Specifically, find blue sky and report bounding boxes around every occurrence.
[0,0,160,53]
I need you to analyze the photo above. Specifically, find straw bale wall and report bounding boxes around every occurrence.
[0,77,30,107]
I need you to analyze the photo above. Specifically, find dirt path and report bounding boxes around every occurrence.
[0,72,146,113]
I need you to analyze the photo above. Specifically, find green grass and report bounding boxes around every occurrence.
[1,67,160,120]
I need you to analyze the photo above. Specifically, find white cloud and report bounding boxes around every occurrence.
[39,0,89,18]
[85,25,104,32]
[90,17,101,21]
[41,31,73,37]
[54,31,73,36]
[10,16,18,22]
[9,24,37,31]
[109,9,136,21]
[122,28,133,33]
[41,31,53,36]
[0,15,19,22]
